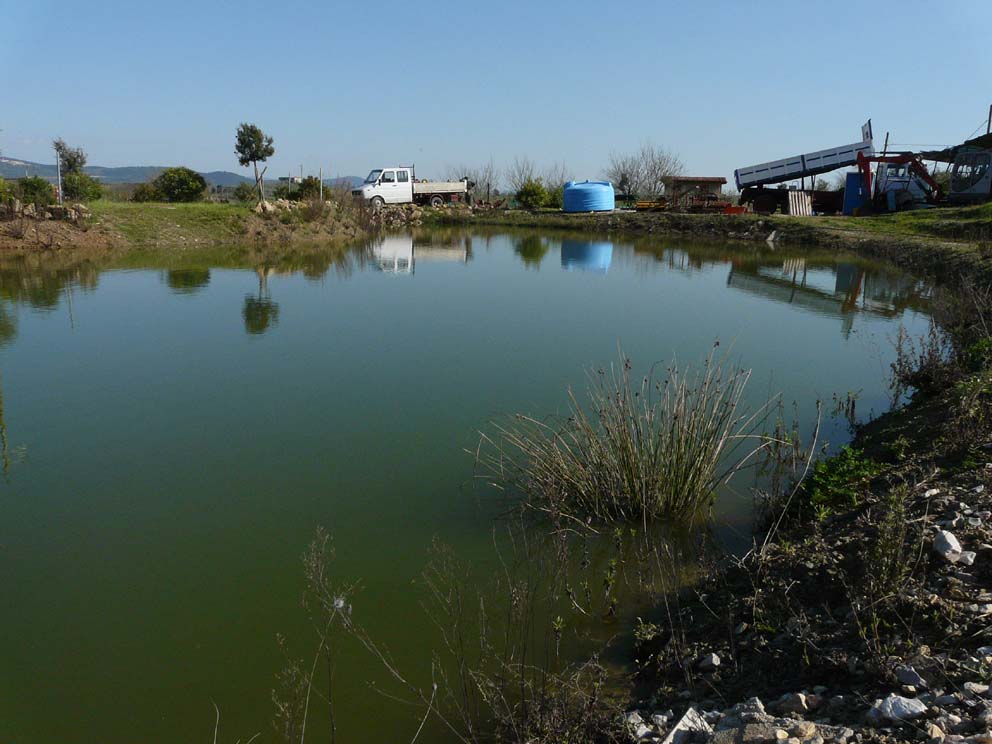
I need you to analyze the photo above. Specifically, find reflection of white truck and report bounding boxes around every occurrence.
[370,235,469,274]
[352,166,471,208]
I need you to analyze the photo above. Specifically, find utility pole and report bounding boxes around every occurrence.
[987,103,991,136]
[319,167,323,202]
[55,143,63,206]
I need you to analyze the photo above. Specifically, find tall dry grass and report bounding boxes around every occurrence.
[477,347,772,523]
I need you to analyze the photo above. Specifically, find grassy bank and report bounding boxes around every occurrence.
[87,200,252,245]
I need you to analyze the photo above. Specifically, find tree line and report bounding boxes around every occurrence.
[2,122,689,209]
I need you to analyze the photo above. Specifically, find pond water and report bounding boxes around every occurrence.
[0,229,932,743]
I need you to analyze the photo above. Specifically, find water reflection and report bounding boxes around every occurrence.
[0,234,932,335]
[163,269,211,295]
[561,240,614,273]
[371,234,470,274]
[726,257,929,336]
[0,259,98,311]
[0,303,15,347]
[243,268,280,335]
[514,234,550,269]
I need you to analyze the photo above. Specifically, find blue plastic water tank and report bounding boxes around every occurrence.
[561,240,613,272]
[563,181,615,213]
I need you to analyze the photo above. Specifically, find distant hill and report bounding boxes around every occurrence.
[0,156,363,189]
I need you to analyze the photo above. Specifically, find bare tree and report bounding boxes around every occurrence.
[604,142,684,198]
[444,157,501,200]
[541,160,573,191]
[639,142,684,195]
[604,151,644,199]
[506,156,538,194]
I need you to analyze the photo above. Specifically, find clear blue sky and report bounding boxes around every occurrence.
[2,0,990,184]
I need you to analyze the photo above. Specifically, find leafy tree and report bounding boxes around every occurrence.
[152,167,206,202]
[235,123,275,203]
[53,138,101,200]
[17,176,55,207]
[515,178,548,210]
[62,172,103,201]
[0,177,13,204]
[53,138,87,175]
[233,182,257,202]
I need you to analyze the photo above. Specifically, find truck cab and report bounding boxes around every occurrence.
[949,148,992,204]
[354,167,414,206]
[875,162,934,209]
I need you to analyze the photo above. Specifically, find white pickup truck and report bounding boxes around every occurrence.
[352,166,471,208]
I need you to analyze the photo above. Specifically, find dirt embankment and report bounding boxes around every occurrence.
[0,198,382,253]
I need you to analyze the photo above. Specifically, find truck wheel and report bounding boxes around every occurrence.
[430,195,444,208]
[370,196,385,211]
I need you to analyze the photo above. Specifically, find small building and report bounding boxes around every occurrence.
[661,176,728,210]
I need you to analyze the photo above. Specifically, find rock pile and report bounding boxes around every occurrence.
[0,199,90,222]
[627,455,992,744]
[624,677,992,743]
[373,203,425,228]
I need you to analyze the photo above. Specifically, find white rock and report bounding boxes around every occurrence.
[960,551,977,566]
[874,693,928,722]
[925,488,941,498]
[659,707,712,744]
[935,530,964,562]
[634,722,653,739]
[625,711,645,727]
[776,692,809,714]
[698,652,721,671]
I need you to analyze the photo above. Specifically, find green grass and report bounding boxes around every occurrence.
[87,201,252,245]
[799,202,992,243]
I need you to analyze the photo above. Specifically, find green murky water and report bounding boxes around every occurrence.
[0,229,931,743]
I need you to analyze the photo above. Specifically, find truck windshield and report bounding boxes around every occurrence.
[364,170,383,184]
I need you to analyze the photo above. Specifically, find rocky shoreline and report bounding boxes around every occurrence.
[612,313,992,744]
[622,456,992,743]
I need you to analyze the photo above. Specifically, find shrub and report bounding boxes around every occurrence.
[477,349,767,522]
[16,176,55,207]
[515,178,548,210]
[295,176,321,200]
[0,177,13,203]
[806,446,881,513]
[545,183,565,209]
[131,183,162,202]
[233,182,257,202]
[62,172,103,201]
[152,167,206,202]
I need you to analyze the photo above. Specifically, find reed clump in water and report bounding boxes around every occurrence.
[478,347,770,523]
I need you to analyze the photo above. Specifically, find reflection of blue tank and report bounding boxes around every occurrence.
[561,240,613,272]
[563,181,615,212]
